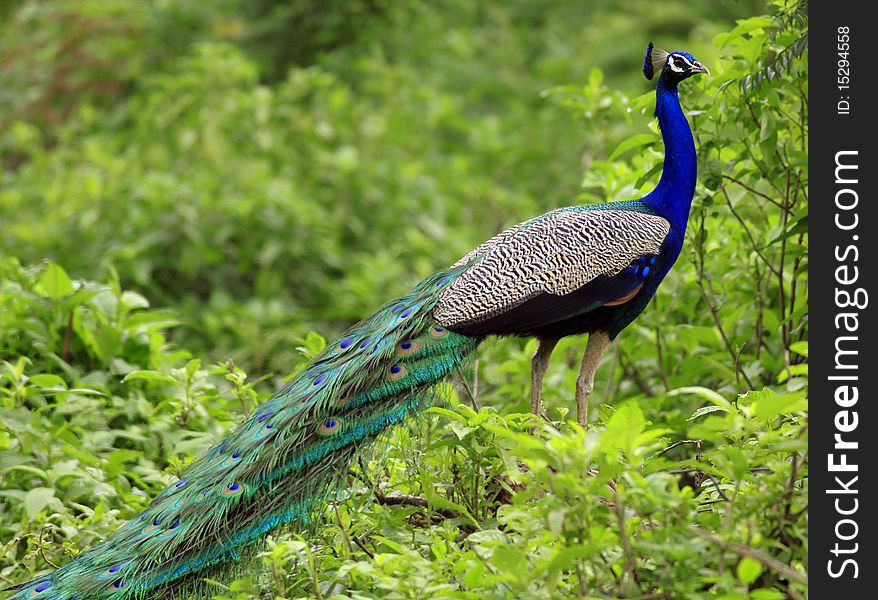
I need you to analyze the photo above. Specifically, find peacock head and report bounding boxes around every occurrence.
[642,42,709,86]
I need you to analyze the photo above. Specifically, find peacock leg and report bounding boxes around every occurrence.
[530,337,559,422]
[575,331,611,429]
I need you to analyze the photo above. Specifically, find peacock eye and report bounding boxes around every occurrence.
[667,55,686,73]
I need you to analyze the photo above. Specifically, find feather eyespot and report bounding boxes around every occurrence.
[192,487,213,503]
[222,451,242,468]
[106,580,127,591]
[98,564,125,579]
[395,340,421,356]
[313,373,328,386]
[399,308,413,319]
[317,417,343,436]
[29,581,52,596]
[430,325,448,338]
[339,337,354,349]
[156,518,182,538]
[143,517,162,533]
[222,482,243,497]
[387,364,407,380]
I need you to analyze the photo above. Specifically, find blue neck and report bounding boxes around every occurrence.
[642,81,697,233]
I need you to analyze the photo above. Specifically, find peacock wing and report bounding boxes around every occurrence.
[433,207,670,334]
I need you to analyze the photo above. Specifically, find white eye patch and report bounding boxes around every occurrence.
[668,54,694,73]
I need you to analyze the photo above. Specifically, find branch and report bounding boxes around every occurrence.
[655,439,701,457]
[721,175,784,209]
[719,182,782,279]
[375,491,460,519]
[691,527,807,585]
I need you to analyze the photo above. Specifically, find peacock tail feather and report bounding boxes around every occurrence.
[9,266,480,600]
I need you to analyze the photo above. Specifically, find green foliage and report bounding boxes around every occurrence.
[1,0,806,598]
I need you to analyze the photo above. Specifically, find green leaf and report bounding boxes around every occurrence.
[759,111,777,158]
[37,262,74,299]
[789,341,808,358]
[671,387,734,411]
[449,421,476,440]
[736,556,763,584]
[726,447,750,479]
[688,405,729,421]
[121,290,150,310]
[122,370,177,384]
[544,543,602,578]
[27,373,68,389]
[602,401,647,454]
[24,487,56,519]
[467,529,508,544]
[753,391,807,420]
[609,133,658,161]
[776,363,808,383]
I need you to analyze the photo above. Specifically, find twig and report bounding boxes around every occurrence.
[613,491,637,588]
[617,350,654,396]
[352,535,375,559]
[303,542,324,600]
[39,524,59,569]
[655,439,701,457]
[226,359,249,418]
[720,175,783,209]
[472,358,480,409]
[62,312,74,363]
[333,502,354,558]
[719,182,782,278]
[602,337,620,406]
[701,472,730,503]
[694,209,754,390]
[652,297,670,392]
[691,527,807,585]
[455,364,479,410]
[269,561,284,596]
[375,491,459,519]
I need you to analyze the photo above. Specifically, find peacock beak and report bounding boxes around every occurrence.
[691,62,710,76]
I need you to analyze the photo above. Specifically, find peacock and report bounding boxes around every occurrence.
[8,43,707,599]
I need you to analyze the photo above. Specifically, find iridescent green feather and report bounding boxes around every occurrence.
[9,267,480,600]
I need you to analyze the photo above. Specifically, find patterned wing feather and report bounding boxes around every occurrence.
[433,208,669,330]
